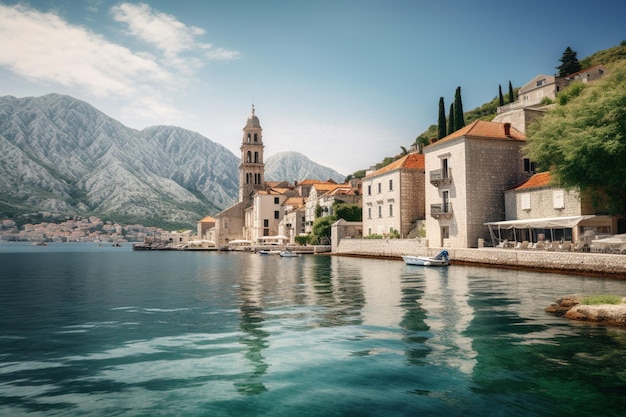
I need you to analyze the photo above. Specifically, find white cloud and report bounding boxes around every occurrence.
[111,2,240,70]
[0,4,172,98]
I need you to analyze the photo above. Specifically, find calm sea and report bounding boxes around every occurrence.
[1,242,625,416]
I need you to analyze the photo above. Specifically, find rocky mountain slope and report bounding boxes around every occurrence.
[265,151,344,183]
[0,94,238,228]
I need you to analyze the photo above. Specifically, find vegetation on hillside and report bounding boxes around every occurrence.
[526,59,626,215]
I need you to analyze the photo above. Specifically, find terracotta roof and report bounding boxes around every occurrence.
[428,120,526,148]
[510,172,552,190]
[199,216,216,223]
[283,197,306,207]
[366,153,425,178]
[326,186,357,196]
[313,182,344,192]
[297,179,323,185]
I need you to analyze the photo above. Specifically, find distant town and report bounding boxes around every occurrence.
[0,217,163,243]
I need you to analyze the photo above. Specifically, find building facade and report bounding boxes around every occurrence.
[424,121,532,248]
[361,153,425,237]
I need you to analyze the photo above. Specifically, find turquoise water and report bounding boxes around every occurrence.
[1,242,626,416]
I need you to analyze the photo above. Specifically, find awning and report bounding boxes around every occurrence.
[484,215,596,230]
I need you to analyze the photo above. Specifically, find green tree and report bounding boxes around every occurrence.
[498,84,504,106]
[334,202,361,221]
[454,86,465,131]
[556,46,582,77]
[508,80,515,103]
[437,97,447,139]
[526,61,626,215]
[312,216,335,244]
[447,102,455,134]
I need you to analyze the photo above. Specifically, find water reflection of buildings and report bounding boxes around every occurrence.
[420,267,477,374]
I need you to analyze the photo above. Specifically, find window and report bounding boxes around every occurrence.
[368,207,372,219]
[254,152,259,163]
[521,193,531,210]
[367,185,371,195]
[442,158,449,178]
[274,211,279,219]
[274,197,279,204]
[389,204,393,217]
[254,133,258,142]
[378,206,382,218]
[389,179,393,191]
[246,151,252,163]
[263,229,269,236]
[377,183,382,194]
[247,133,251,143]
[263,219,269,227]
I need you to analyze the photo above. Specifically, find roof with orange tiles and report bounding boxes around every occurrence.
[312,182,345,192]
[427,120,526,148]
[509,172,552,191]
[199,216,216,223]
[283,197,307,207]
[297,179,323,185]
[366,153,425,178]
[326,186,357,196]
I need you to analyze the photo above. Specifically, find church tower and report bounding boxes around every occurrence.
[239,105,265,206]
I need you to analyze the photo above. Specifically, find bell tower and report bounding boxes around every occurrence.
[239,105,265,206]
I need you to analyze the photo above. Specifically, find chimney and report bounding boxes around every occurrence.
[504,122,511,137]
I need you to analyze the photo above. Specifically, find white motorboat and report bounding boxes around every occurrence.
[402,250,449,266]
[279,250,300,257]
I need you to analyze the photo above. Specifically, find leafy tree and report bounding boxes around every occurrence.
[400,146,408,156]
[312,216,335,244]
[334,202,361,222]
[498,84,504,106]
[508,80,515,103]
[447,102,455,134]
[526,61,626,215]
[454,86,465,131]
[437,97,447,139]
[557,46,582,77]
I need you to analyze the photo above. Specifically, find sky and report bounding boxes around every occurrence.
[0,1,624,176]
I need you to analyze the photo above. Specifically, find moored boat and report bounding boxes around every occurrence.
[279,250,300,257]
[402,250,449,266]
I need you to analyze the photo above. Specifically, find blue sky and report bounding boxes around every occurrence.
[0,1,623,175]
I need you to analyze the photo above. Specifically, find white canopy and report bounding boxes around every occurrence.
[485,215,595,230]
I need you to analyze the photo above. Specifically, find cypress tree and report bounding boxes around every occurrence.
[508,81,515,103]
[454,86,465,131]
[437,97,446,139]
[498,84,504,106]
[556,47,582,77]
[448,103,455,135]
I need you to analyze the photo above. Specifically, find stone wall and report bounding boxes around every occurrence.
[335,238,626,277]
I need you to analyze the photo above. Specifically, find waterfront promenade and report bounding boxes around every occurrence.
[335,239,626,278]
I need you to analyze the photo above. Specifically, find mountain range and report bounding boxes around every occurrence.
[0,94,345,228]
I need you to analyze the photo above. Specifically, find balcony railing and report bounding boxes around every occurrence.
[430,203,453,219]
[429,169,452,186]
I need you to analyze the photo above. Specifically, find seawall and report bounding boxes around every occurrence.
[335,239,626,278]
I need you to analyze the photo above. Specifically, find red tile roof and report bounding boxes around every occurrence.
[366,153,425,178]
[428,120,526,148]
[510,172,552,190]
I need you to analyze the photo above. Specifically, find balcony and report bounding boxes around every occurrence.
[430,203,453,219]
[429,169,452,187]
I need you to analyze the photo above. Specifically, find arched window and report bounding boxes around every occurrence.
[254,152,259,163]
[247,151,252,163]
[254,133,258,142]
[247,133,251,143]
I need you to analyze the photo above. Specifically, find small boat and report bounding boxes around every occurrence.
[402,250,449,266]
[32,241,47,246]
[259,250,280,255]
[279,250,300,257]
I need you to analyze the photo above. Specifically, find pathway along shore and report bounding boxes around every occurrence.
[334,240,626,279]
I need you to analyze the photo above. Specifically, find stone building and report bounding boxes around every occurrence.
[424,120,532,248]
[361,152,425,237]
[485,171,616,246]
